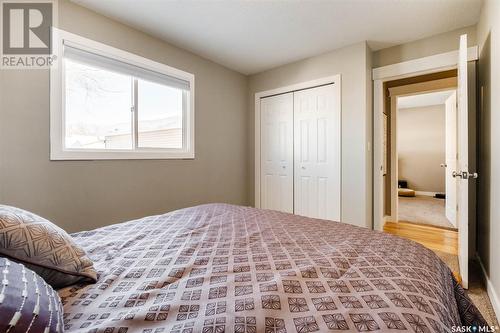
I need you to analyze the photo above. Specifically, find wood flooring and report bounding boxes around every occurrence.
[383,221,460,282]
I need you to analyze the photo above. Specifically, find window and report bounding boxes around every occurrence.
[50,29,194,160]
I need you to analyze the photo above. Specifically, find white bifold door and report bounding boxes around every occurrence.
[260,93,294,213]
[294,85,341,220]
[260,83,341,221]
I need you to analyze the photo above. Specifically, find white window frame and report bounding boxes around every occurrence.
[50,28,195,160]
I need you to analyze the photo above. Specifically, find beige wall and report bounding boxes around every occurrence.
[477,0,500,316]
[398,105,445,193]
[373,25,477,68]
[0,0,249,233]
[248,42,373,228]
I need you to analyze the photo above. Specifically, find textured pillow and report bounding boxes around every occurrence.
[0,205,97,288]
[0,258,64,333]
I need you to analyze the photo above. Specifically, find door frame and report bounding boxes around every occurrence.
[254,74,341,210]
[387,79,457,223]
[373,47,478,231]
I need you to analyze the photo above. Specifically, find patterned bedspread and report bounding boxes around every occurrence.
[60,204,486,332]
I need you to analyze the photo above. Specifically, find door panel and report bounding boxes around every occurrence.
[260,93,294,213]
[445,91,457,227]
[299,176,311,214]
[300,120,309,162]
[317,118,327,162]
[457,34,469,288]
[294,84,341,221]
[318,177,328,217]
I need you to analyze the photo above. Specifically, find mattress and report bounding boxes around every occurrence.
[59,204,486,332]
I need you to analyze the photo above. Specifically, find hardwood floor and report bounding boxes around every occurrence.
[383,221,460,282]
[383,221,458,255]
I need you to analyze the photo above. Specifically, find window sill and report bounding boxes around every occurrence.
[50,149,195,161]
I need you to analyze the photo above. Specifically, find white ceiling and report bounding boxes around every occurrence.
[71,0,482,75]
[398,90,455,109]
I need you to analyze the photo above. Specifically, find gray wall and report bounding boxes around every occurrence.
[0,0,249,233]
[248,42,373,228]
[398,105,445,193]
[477,0,500,315]
[373,25,477,68]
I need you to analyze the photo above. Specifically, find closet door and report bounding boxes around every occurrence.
[260,93,294,213]
[294,84,341,221]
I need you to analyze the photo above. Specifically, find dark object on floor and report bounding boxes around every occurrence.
[435,193,446,199]
[398,180,408,188]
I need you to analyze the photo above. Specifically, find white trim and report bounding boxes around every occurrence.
[50,28,195,160]
[478,256,500,322]
[254,75,341,209]
[390,96,398,222]
[372,45,477,231]
[373,46,478,81]
[373,80,384,227]
[414,191,440,197]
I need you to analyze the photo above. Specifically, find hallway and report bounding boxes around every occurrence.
[398,195,456,229]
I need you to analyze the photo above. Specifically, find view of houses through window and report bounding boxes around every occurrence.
[64,59,183,150]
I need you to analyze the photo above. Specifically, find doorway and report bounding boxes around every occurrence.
[373,34,478,288]
[382,73,467,285]
[396,89,458,230]
[384,74,458,227]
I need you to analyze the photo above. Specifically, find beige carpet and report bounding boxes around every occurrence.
[398,195,456,229]
[434,249,460,274]
[467,260,499,327]
[434,251,499,327]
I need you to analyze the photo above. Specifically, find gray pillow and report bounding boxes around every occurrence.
[0,257,64,333]
[0,205,97,288]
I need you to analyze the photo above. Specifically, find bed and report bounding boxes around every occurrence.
[59,204,486,332]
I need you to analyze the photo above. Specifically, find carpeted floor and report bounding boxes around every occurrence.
[434,249,460,273]
[467,260,500,328]
[433,251,499,327]
[398,195,456,229]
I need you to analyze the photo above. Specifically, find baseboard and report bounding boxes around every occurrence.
[414,191,439,197]
[477,255,500,322]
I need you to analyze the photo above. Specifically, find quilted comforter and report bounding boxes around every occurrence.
[60,204,486,332]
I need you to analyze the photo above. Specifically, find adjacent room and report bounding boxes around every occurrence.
[397,90,458,230]
[0,0,499,332]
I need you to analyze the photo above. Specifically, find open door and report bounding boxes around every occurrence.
[455,34,477,288]
[445,91,457,227]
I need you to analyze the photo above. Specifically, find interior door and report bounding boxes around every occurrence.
[294,84,341,221]
[456,34,469,288]
[445,91,457,227]
[260,93,294,213]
